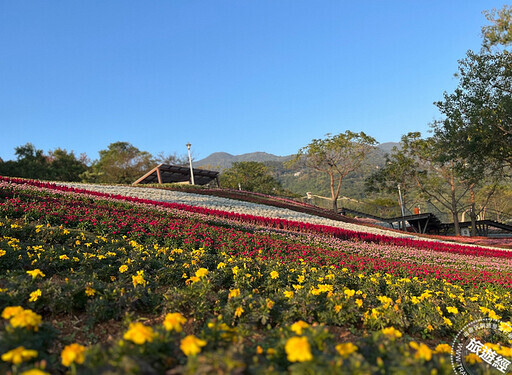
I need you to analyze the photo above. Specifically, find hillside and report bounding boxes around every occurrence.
[196,143,398,199]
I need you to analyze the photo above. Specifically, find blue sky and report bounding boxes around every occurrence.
[0,1,508,162]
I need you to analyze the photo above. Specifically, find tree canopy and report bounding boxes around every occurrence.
[220,161,282,194]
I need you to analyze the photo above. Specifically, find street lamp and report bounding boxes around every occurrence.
[398,184,406,230]
[186,143,195,185]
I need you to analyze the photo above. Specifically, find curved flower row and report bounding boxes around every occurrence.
[2,176,511,259]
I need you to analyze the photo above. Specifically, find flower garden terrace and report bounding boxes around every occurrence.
[1,177,512,374]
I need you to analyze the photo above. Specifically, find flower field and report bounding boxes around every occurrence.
[1,177,512,374]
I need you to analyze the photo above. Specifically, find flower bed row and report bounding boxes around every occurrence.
[2,176,511,259]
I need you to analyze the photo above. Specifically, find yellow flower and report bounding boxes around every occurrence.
[411,296,420,304]
[270,271,279,279]
[26,269,45,279]
[355,299,363,308]
[85,286,96,297]
[0,249,7,257]
[434,344,452,354]
[217,262,226,269]
[29,289,41,302]
[1,346,38,364]
[61,343,86,366]
[123,322,155,345]
[119,265,128,273]
[132,270,147,287]
[290,320,309,335]
[228,289,240,299]
[297,275,305,283]
[465,353,482,364]
[163,312,187,332]
[334,304,342,313]
[234,307,244,318]
[195,268,209,278]
[2,306,24,319]
[335,342,358,357]
[446,306,458,314]
[9,308,42,331]
[284,290,294,299]
[344,289,355,298]
[180,335,207,356]
[410,342,432,361]
[443,317,453,326]
[21,369,50,375]
[500,321,512,333]
[256,345,263,354]
[59,255,69,260]
[381,327,402,339]
[285,336,313,362]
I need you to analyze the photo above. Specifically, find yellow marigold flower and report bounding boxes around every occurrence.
[186,276,200,284]
[195,268,209,278]
[434,343,452,354]
[446,306,458,314]
[266,299,274,309]
[285,336,313,362]
[381,327,402,339]
[256,345,263,354]
[290,320,310,335]
[297,275,305,283]
[465,353,482,364]
[232,266,239,275]
[355,299,363,308]
[1,346,38,364]
[228,289,240,299]
[123,322,155,345]
[180,335,207,356]
[410,342,432,361]
[61,343,86,366]
[29,289,41,302]
[344,289,355,298]
[163,312,187,332]
[284,290,294,299]
[26,269,45,279]
[488,310,501,320]
[411,296,420,304]
[500,321,512,333]
[443,317,453,326]
[132,270,147,287]
[270,271,279,279]
[234,307,244,318]
[59,255,69,260]
[334,304,342,313]
[2,306,24,319]
[9,309,42,331]
[119,265,128,273]
[85,286,96,297]
[335,342,358,357]
[21,369,50,375]
[0,249,7,257]
[217,262,226,269]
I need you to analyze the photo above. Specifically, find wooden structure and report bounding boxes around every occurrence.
[133,164,220,186]
[340,206,512,236]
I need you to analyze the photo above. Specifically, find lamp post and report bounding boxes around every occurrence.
[186,143,195,185]
[398,184,406,230]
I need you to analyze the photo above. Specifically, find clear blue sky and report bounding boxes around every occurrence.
[0,1,508,162]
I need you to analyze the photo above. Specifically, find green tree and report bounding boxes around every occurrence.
[91,142,154,184]
[482,5,512,51]
[220,161,282,194]
[47,148,89,182]
[291,131,377,212]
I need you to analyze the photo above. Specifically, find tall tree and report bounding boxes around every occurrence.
[47,148,89,182]
[291,131,377,212]
[220,161,282,194]
[92,142,154,184]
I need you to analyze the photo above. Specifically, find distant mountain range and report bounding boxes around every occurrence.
[195,142,398,171]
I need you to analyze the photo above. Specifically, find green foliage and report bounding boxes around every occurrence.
[290,131,377,212]
[482,5,512,51]
[0,143,88,182]
[88,142,154,184]
[220,161,283,194]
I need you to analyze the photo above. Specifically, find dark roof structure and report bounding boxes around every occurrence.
[133,164,219,186]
